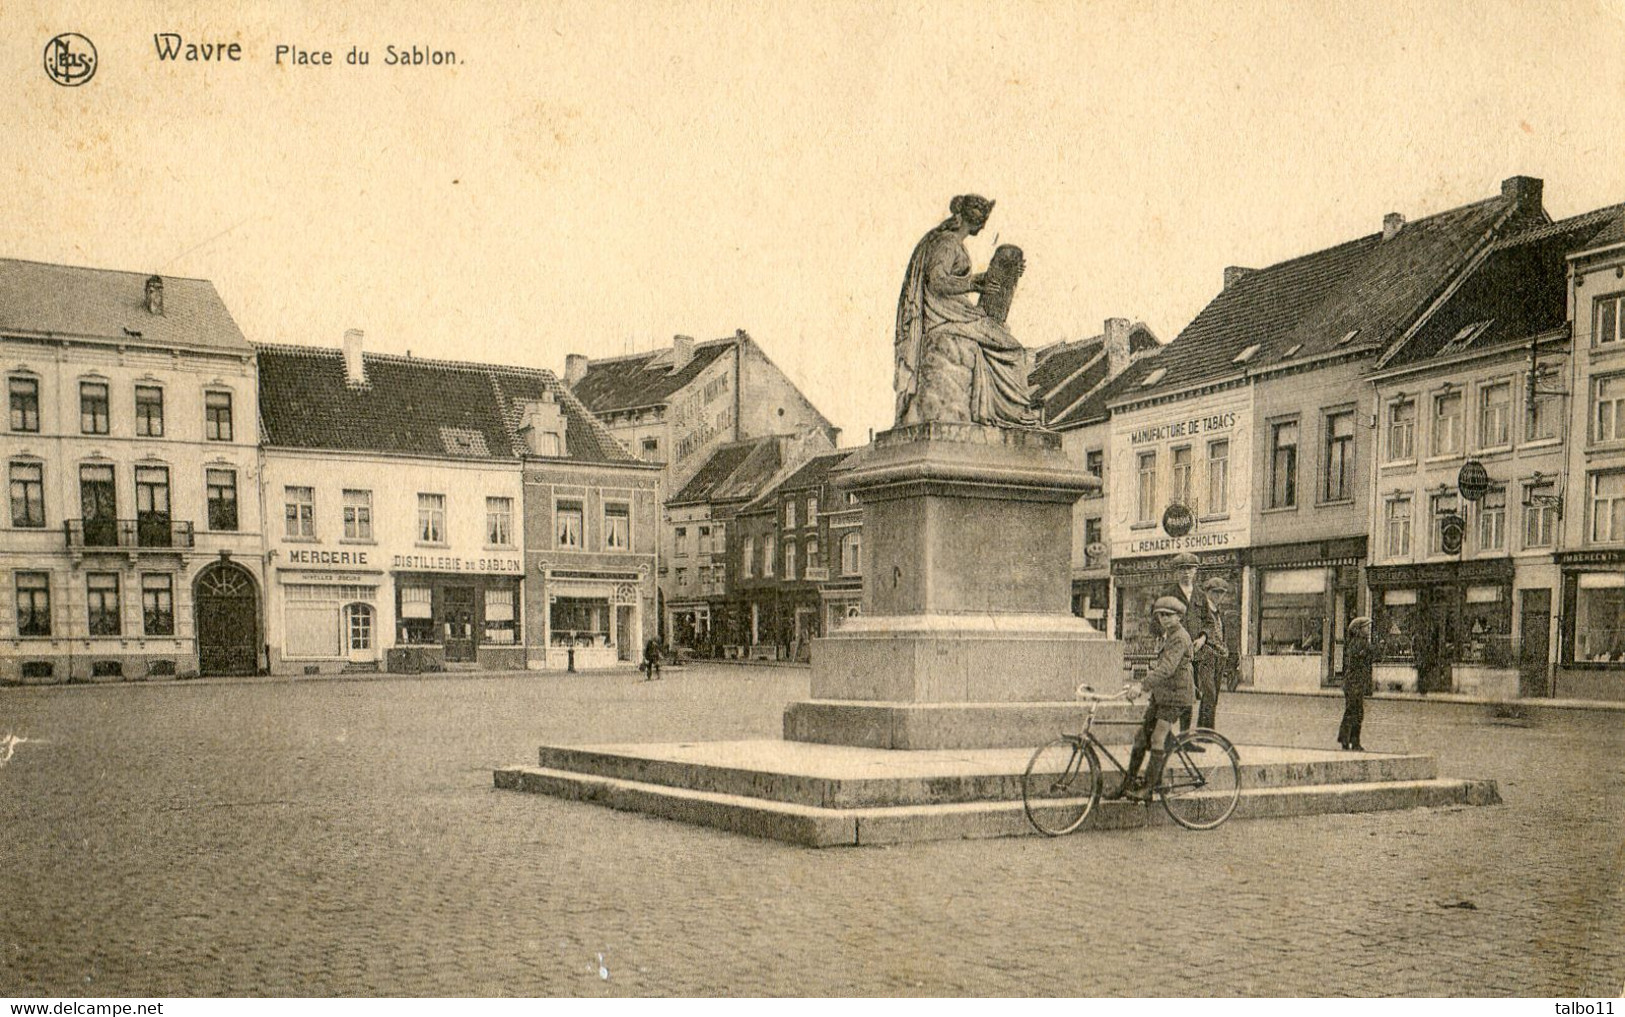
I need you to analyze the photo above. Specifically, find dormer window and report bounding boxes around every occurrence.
[1281,344,1303,360]
[1140,367,1166,388]
[1233,344,1260,364]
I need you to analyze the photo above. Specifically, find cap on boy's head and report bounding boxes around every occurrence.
[1152,596,1187,616]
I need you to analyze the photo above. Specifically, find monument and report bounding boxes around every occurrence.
[786,193,1124,750]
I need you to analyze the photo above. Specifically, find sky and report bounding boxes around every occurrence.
[6,0,1625,445]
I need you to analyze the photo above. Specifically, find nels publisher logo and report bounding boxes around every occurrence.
[43,33,97,86]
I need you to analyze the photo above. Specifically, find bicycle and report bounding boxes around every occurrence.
[1021,684,1242,834]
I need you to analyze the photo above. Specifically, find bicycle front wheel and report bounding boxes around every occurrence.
[1159,730,1241,831]
[1022,737,1101,836]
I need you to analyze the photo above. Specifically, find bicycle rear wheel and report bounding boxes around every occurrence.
[1022,737,1101,836]
[1159,730,1241,830]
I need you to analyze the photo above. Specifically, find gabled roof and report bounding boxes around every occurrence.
[570,338,735,413]
[257,344,638,464]
[1033,324,1161,429]
[1068,355,1167,425]
[669,435,791,506]
[738,450,854,516]
[0,258,249,353]
[1131,189,1534,401]
[1386,203,1625,369]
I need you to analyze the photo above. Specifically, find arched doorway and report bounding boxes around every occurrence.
[195,561,259,675]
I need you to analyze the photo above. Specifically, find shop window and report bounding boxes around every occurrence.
[86,572,120,636]
[1589,471,1625,543]
[1478,382,1511,449]
[550,596,608,646]
[1387,398,1415,461]
[9,376,39,433]
[1461,585,1512,666]
[1135,451,1157,523]
[1269,421,1298,508]
[344,489,373,540]
[1523,482,1557,549]
[741,535,755,578]
[1476,486,1506,553]
[15,572,50,637]
[1575,573,1625,663]
[1431,491,1460,555]
[417,493,446,544]
[1384,496,1412,559]
[1258,569,1325,655]
[142,573,174,636]
[487,496,513,547]
[604,502,630,549]
[284,486,315,538]
[205,391,233,441]
[206,469,238,531]
[481,588,517,645]
[840,531,861,576]
[1595,293,1625,347]
[1323,410,1354,501]
[10,461,44,528]
[80,381,109,435]
[1432,390,1463,456]
[1205,439,1229,516]
[1170,446,1193,508]
[1592,374,1625,444]
[555,500,583,549]
[397,586,434,645]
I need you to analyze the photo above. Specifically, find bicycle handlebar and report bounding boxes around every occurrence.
[1075,683,1140,702]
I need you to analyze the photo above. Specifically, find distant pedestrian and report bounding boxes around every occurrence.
[642,637,662,681]
[1338,617,1373,751]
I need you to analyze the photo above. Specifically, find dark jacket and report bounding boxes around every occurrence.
[1343,633,1373,697]
[1144,623,1197,707]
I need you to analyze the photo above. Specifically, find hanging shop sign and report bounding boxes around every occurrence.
[1161,502,1195,538]
[1458,460,1490,502]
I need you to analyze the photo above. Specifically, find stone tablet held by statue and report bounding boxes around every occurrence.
[979,244,1024,323]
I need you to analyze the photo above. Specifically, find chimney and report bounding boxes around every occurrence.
[516,392,566,456]
[1223,266,1254,290]
[564,353,589,387]
[1103,317,1132,378]
[1383,213,1406,241]
[144,275,164,315]
[672,335,695,372]
[342,329,366,386]
[1501,175,1544,211]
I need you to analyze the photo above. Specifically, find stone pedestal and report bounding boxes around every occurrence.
[787,423,1124,750]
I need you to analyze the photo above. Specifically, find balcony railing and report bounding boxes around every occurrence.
[64,518,195,550]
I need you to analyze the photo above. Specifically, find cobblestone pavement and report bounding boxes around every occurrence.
[1,666,1620,997]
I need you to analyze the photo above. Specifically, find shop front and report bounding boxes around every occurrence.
[1247,538,1366,692]
[541,570,644,671]
[273,565,386,673]
[391,553,525,671]
[1111,550,1243,680]
[1366,558,1514,697]
[1556,550,1625,701]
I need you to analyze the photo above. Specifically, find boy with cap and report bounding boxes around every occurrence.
[1110,594,1197,802]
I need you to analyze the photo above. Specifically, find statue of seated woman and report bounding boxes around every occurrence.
[894,194,1040,428]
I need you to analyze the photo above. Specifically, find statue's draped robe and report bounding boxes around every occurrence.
[894,224,1038,427]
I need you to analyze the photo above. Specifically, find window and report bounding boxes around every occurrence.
[397,586,434,645]
[697,525,713,556]
[15,572,49,637]
[1431,491,1461,555]
[1136,451,1157,524]
[141,573,174,636]
[1594,375,1625,444]
[343,489,372,541]
[1258,568,1326,655]
[9,377,39,432]
[205,391,233,441]
[742,535,755,578]
[1523,482,1557,549]
[1388,398,1415,461]
[1084,517,1103,550]
[206,469,238,531]
[1432,390,1463,456]
[80,381,109,435]
[1323,411,1354,502]
[1478,383,1511,449]
[486,496,513,546]
[135,385,164,437]
[10,462,44,527]
[417,493,446,544]
[1595,293,1625,347]
[134,467,171,546]
[763,534,776,577]
[785,501,797,529]
[1385,497,1412,558]
[1476,485,1506,552]
[676,567,688,589]
[1170,446,1193,508]
[784,539,797,580]
[86,573,120,636]
[1270,421,1298,508]
[1574,573,1625,663]
[641,437,660,456]
[1205,439,1229,516]
[284,486,315,538]
[555,500,583,549]
[1590,472,1625,543]
[1086,449,1104,478]
[807,496,819,523]
[840,531,861,576]
[845,491,859,506]
[1526,378,1561,442]
[604,502,630,549]
[675,526,688,557]
[806,537,820,570]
